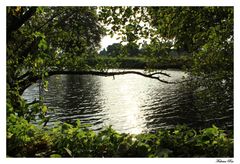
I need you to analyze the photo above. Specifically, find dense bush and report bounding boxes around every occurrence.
[7,116,233,157]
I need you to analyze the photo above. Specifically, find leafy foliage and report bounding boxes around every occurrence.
[7,7,104,96]
[99,7,233,109]
[91,55,191,70]
[7,7,105,124]
[7,117,233,157]
[7,114,52,157]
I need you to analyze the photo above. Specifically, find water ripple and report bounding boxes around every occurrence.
[22,70,233,133]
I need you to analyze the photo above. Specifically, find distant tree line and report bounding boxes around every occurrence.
[100,42,139,57]
[99,41,185,57]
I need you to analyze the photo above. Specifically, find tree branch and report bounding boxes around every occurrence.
[47,70,175,84]
[7,7,37,39]
[19,70,177,95]
[17,71,32,81]
[148,71,171,77]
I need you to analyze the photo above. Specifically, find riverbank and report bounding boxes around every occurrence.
[86,56,192,70]
[7,115,233,157]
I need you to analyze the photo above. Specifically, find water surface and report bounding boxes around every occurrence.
[23,69,233,134]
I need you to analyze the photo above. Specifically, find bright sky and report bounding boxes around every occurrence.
[100,22,151,51]
[100,34,151,51]
[100,35,121,50]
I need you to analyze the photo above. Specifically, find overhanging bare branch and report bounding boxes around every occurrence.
[20,70,178,95]
[48,70,175,84]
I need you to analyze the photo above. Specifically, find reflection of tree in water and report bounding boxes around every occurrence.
[42,75,105,128]
[143,84,201,132]
[144,82,233,132]
[190,82,233,131]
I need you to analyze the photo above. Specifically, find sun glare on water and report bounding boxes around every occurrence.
[100,76,146,134]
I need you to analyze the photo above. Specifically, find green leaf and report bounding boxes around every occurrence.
[7,132,13,139]
[56,60,61,65]
[76,119,81,127]
[36,7,44,14]
[157,148,172,157]
[64,147,72,157]
[43,80,48,90]
[38,39,48,50]
[50,154,62,158]
[42,105,47,113]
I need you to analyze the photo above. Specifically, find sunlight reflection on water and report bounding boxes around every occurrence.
[23,69,232,134]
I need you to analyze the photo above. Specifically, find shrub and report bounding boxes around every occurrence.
[7,117,233,157]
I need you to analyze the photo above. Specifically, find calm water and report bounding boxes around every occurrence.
[23,69,233,134]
